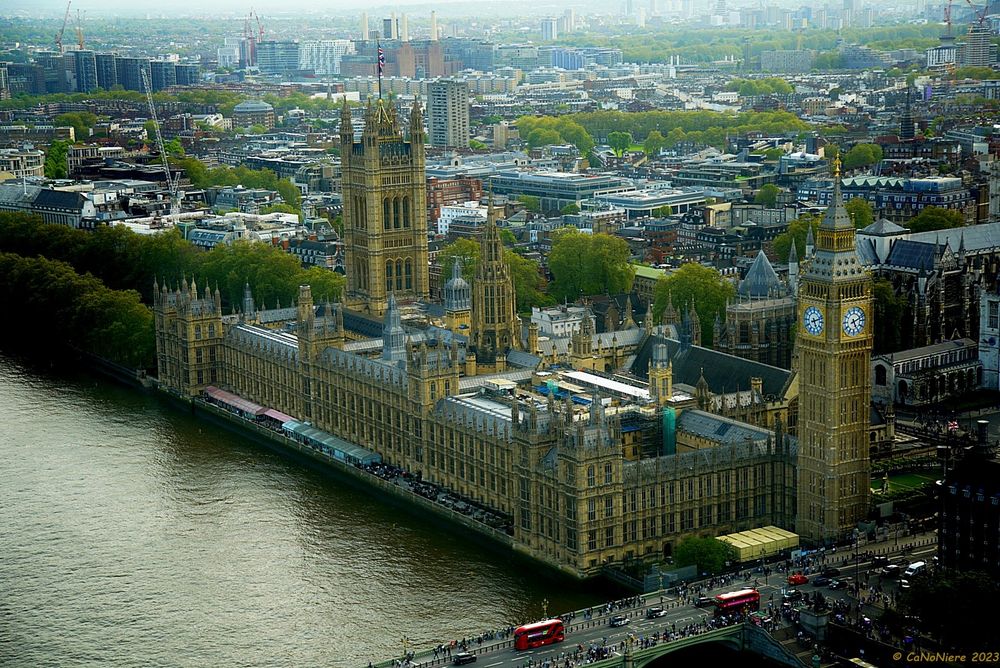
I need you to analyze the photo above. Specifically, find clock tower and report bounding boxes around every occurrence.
[795,157,873,545]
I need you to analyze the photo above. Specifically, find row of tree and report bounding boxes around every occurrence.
[174,159,302,210]
[0,252,155,369]
[515,116,595,154]
[0,214,343,312]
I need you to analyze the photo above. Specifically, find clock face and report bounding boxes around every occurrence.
[803,306,824,335]
[843,307,866,336]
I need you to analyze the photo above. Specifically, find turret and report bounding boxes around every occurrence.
[410,98,424,145]
[788,241,799,295]
[805,222,815,258]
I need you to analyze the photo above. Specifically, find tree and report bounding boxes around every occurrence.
[44,140,69,179]
[526,128,563,148]
[499,229,517,246]
[899,570,996,649]
[607,131,633,158]
[673,536,737,576]
[652,263,735,346]
[643,130,665,156]
[548,228,635,302]
[763,147,784,161]
[754,184,781,207]
[516,195,541,213]
[906,206,963,233]
[872,279,905,353]
[469,139,488,151]
[163,138,185,158]
[823,144,840,162]
[842,143,883,170]
[560,203,581,215]
[845,197,874,229]
[772,214,821,261]
[143,119,158,139]
[652,205,673,218]
[54,112,97,141]
[436,238,551,312]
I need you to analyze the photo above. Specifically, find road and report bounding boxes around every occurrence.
[385,533,939,668]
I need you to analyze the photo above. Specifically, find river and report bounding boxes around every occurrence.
[0,355,608,667]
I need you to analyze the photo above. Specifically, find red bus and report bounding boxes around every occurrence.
[513,619,566,650]
[713,588,760,616]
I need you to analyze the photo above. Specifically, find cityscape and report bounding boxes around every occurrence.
[0,0,999,666]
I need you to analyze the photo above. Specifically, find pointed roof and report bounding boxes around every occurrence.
[738,250,782,298]
[820,157,853,231]
[788,240,798,264]
[859,218,908,236]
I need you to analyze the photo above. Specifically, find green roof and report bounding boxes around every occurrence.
[631,264,667,281]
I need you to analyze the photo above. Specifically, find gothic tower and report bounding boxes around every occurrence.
[442,257,472,333]
[795,157,874,545]
[469,200,520,372]
[341,99,430,316]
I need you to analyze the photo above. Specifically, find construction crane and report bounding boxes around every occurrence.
[140,68,181,219]
[55,0,71,54]
[964,0,989,28]
[75,9,84,51]
[944,0,953,38]
[254,11,265,44]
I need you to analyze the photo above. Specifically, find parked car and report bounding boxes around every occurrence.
[454,652,477,665]
[828,578,852,590]
[880,564,901,578]
[788,573,809,586]
[872,556,889,568]
[609,615,630,627]
[646,607,666,619]
[694,597,715,608]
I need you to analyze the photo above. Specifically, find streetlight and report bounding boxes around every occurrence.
[542,598,549,619]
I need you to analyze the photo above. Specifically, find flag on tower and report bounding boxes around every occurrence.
[377,46,385,75]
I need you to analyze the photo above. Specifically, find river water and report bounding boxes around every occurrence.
[0,355,607,667]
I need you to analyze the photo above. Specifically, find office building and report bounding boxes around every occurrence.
[71,50,98,93]
[94,53,117,90]
[428,79,470,149]
[231,100,275,130]
[939,430,1000,578]
[961,25,997,67]
[257,40,301,75]
[541,18,558,42]
[115,56,151,92]
[298,40,355,76]
[149,60,176,92]
[174,64,201,86]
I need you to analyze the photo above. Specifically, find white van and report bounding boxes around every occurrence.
[903,561,926,578]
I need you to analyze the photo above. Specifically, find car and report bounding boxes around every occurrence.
[811,575,832,587]
[880,564,901,578]
[694,597,715,608]
[821,567,841,577]
[646,607,666,619]
[783,589,803,602]
[828,578,852,590]
[788,573,809,586]
[609,615,630,627]
[453,652,477,665]
[872,556,889,568]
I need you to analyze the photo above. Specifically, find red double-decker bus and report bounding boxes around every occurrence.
[513,619,566,650]
[713,588,760,616]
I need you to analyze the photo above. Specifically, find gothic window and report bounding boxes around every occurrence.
[385,261,393,293]
[396,260,403,291]
[393,198,401,229]
[990,301,999,330]
[194,325,202,340]
[875,364,887,386]
[383,198,390,230]
[405,259,412,290]
[587,466,595,487]
[208,324,215,337]
[604,496,613,518]
[588,498,596,521]
[402,196,411,228]
[604,462,613,484]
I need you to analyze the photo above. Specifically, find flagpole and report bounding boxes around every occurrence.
[377,37,383,101]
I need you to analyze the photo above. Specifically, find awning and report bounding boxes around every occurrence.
[204,386,266,416]
[262,408,295,423]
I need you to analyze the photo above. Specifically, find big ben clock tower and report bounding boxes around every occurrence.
[795,157,873,545]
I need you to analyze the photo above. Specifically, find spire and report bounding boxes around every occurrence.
[820,156,852,231]
[382,293,407,365]
[409,98,423,143]
[340,100,352,143]
[805,222,815,257]
[644,301,654,334]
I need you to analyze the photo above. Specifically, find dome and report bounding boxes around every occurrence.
[233,100,274,113]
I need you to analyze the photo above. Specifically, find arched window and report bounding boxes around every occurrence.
[402,196,410,228]
[404,258,412,290]
[587,466,595,487]
[396,259,403,291]
[208,324,216,338]
[385,261,393,293]
[383,198,391,230]
[194,325,202,340]
[874,365,887,386]
[393,198,401,229]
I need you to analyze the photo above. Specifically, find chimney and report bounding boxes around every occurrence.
[361,12,369,40]
[401,14,409,42]
[430,11,438,41]
[281,238,290,250]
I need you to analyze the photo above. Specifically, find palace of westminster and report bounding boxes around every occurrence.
[154,99,876,577]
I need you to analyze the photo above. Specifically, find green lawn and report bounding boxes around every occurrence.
[872,471,937,493]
